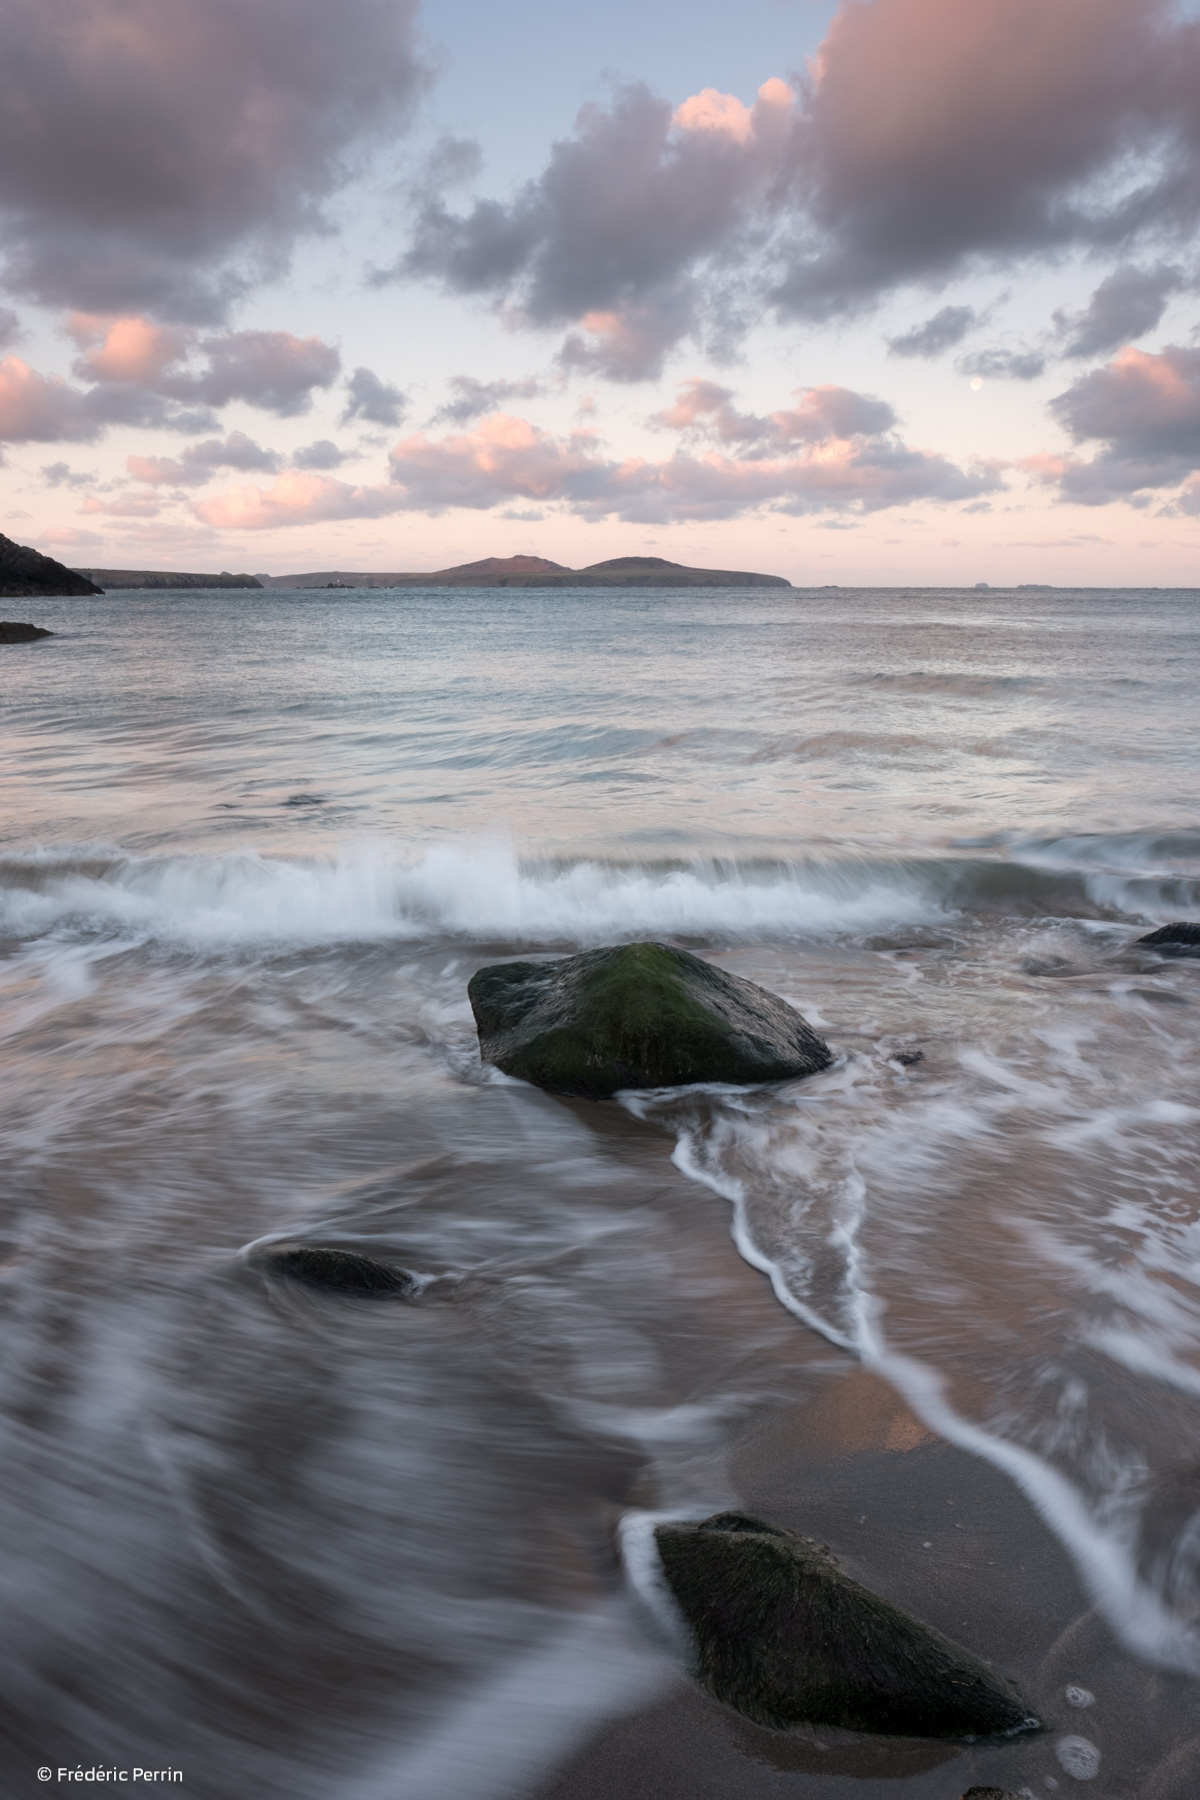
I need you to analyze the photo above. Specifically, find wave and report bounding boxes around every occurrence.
[1,833,1198,952]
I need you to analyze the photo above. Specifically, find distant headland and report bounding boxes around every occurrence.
[2,534,791,595]
[258,555,792,589]
[72,568,262,590]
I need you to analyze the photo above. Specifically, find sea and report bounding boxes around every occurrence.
[3,582,1200,1797]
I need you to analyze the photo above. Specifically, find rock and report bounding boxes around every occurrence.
[0,532,102,597]
[960,1789,1023,1799]
[257,1245,416,1296]
[1136,921,1200,957]
[0,620,53,643]
[893,1049,925,1066]
[468,942,832,1098]
[654,1512,1038,1740]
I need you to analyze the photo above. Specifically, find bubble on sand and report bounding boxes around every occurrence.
[1056,1735,1101,1779]
[1065,1684,1095,1708]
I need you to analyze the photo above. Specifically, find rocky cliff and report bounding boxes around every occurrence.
[0,533,102,597]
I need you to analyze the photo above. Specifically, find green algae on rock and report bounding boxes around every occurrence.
[654,1512,1038,1741]
[467,942,832,1098]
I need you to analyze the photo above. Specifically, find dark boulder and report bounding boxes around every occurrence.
[468,942,832,1098]
[0,532,102,597]
[654,1512,1038,1740]
[960,1788,1024,1799]
[0,621,53,643]
[257,1245,416,1297]
[1137,921,1200,957]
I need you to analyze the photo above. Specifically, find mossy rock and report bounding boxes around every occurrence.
[258,1245,416,1296]
[655,1512,1038,1740]
[468,942,832,1098]
[1137,921,1200,957]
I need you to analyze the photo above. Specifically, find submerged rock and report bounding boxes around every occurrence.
[1137,921,1200,957]
[468,942,832,1098]
[0,620,53,643]
[654,1512,1037,1740]
[257,1245,416,1296]
[961,1789,1023,1799]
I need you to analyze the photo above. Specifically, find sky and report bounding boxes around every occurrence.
[2,0,1200,585]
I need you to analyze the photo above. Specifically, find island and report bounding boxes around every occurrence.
[1,532,102,597]
[260,555,791,589]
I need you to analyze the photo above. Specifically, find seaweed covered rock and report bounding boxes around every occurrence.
[468,942,832,1098]
[654,1512,1037,1740]
[257,1245,416,1296]
[1137,921,1200,957]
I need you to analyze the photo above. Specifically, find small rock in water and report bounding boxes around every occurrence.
[0,620,53,643]
[653,1511,1038,1739]
[894,1049,925,1066]
[1064,1684,1094,1709]
[1054,1735,1100,1779]
[1136,921,1200,957]
[960,1787,1024,1799]
[468,942,832,1098]
[257,1245,417,1297]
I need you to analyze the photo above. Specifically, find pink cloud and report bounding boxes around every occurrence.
[0,355,98,441]
[69,314,189,385]
[381,393,998,522]
[193,470,400,529]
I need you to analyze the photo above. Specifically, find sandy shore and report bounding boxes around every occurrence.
[531,1205,1200,1800]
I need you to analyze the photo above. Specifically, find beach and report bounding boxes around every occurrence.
[3,582,1200,1797]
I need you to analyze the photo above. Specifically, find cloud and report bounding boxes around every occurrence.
[41,460,94,487]
[381,385,998,522]
[887,305,978,359]
[432,375,542,425]
[181,331,341,415]
[81,492,162,518]
[0,308,22,351]
[391,0,1200,371]
[958,346,1046,381]
[0,320,341,447]
[0,0,428,320]
[127,431,282,486]
[0,356,99,441]
[292,439,347,470]
[342,366,407,427]
[193,470,402,529]
[1054,264,1187,359]
[392,77,795,377]
[1031,344,1200,503]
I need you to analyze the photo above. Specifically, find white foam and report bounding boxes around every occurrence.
[0,840,942,951]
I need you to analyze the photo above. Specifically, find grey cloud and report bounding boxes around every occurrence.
[887,306,978,359]
[292,439,347,470]
[391,0,1200,373]
[1033,343,1200,504]
[178,332,341,416]
[392,78,793,377]
[0,0,428,321]
[342,366,407,427]
[128,431,282,486]
[656,378,895,450]
[1054,264,1187,359]
[41,460,94,487]
[958,347,1046,381]
[0,307,21,351]
[432,375,542,425]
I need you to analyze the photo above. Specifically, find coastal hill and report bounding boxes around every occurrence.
[1,532,102,597]
[261,555,791,589]
[73,568,262,590]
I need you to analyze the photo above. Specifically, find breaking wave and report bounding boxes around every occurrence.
[1,832,1198,952]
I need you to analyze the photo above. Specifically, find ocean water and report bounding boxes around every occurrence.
[3,582,1200,1794]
